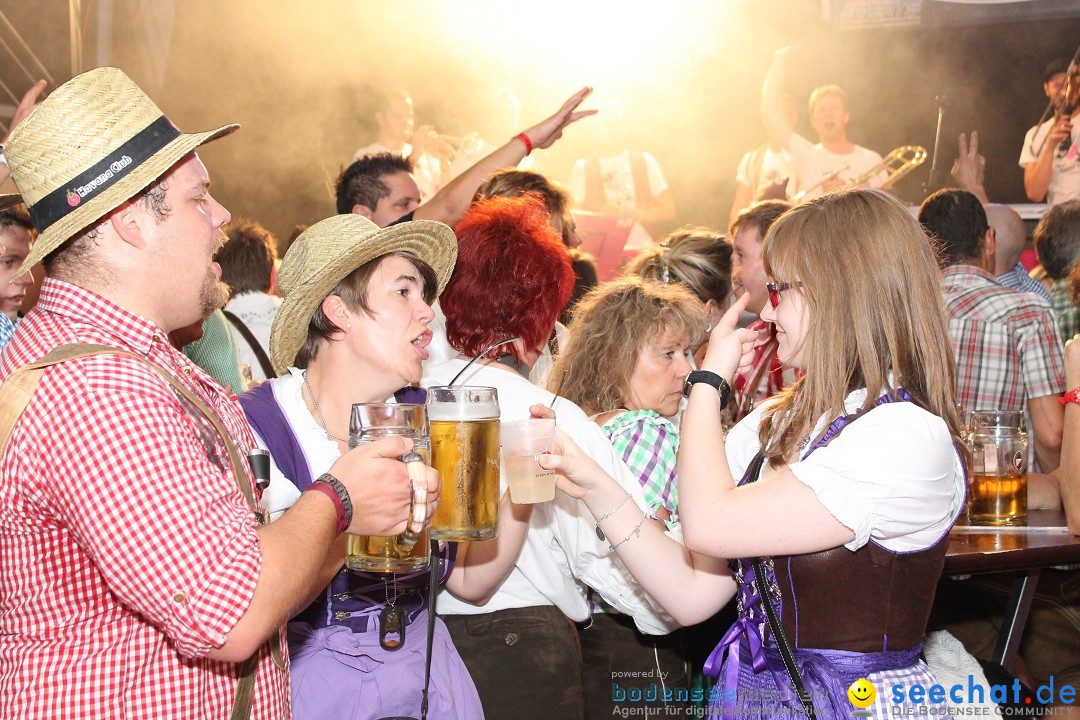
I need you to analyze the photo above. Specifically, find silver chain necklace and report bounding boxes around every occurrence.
[303,371,347,443]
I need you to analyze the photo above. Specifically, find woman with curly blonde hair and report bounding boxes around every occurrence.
[548,275,707,718]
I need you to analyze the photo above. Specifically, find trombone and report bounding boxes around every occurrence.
[792,145,927,202]
[849,145,927,190]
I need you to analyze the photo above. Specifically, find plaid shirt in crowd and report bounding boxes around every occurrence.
[943,266,1064,465]
[996,261,1051,302]
[0,278,289,719]
[602,410,679,528]
[1051,277,1080,344]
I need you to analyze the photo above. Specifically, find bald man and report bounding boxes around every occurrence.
[988,203,1051,300]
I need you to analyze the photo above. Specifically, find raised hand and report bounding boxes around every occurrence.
[951,131,988,202]
[522,87,598,151]
[4,79,46,142]
[700,293,758,381]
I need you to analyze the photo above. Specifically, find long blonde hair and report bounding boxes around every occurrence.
[758,188,967,466]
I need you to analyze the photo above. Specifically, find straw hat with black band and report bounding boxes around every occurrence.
[270,213,458,376]
[2,66,238,279]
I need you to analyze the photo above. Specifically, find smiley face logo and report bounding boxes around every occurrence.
[847,678,876,709]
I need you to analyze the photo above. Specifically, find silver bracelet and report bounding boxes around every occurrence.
[593,494,632,542]
[608,513,647,553]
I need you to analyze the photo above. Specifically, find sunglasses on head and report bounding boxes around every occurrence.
[765,281,804,308]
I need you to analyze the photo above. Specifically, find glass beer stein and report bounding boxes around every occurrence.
[426,386,501,541]
[346,403,431,572]
[967,410,1028,526]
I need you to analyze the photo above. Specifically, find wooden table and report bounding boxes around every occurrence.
[943,509,1080,673]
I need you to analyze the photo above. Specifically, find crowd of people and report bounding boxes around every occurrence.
[0,48,1079,720]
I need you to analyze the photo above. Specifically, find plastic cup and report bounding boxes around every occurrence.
[500,418,556,504]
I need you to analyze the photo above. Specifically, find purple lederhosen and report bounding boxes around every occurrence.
[240,381,484,720]
[704,390,960,720]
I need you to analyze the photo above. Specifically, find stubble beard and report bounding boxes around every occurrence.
[199,268,230,317]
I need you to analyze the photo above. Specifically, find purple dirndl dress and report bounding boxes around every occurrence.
[240,382,484,720]
[703,391,960,720]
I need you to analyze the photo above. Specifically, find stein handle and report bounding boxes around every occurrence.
[401,450,428,546]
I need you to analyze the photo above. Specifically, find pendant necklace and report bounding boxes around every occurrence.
[379,573,405,651]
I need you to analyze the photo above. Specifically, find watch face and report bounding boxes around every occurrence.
[682,377,693,398]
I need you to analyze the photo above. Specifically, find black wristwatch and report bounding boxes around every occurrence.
[682,370,732,406]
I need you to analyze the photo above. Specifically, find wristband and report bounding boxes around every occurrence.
[682,370,732,407]
[514,132,533,155]
[308,473,353,534]
[1060,386,1080,406]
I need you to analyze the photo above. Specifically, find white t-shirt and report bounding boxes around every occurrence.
[724,388,965,553]
[567,151,670,212]
[251,369,321,521]
[736,145,797,201]
[1019,117,1080,205]
[795,141,885,200]
[422,300,570,389]
[422,357,678,634]
[224,292,281,382]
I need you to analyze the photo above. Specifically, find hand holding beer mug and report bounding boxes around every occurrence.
[967,410,1028,526]
[427,386,501,541]
[347,403,431,572]
[502,418,557,504]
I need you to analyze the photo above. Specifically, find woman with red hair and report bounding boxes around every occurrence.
[422,196,681,720]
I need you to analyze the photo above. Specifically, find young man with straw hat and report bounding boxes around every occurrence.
[0,67,438,720]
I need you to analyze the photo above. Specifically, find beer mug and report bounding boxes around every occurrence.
[346,403,430,572]
[426,386,501,541]
[966,410,1028,526]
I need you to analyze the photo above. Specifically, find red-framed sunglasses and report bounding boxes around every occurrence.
[765,281,804,308]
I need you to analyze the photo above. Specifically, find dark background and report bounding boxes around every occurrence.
[1,0,1079,243]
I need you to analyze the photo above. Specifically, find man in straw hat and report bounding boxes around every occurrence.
[0,67,438,720]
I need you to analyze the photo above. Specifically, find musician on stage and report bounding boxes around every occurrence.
[1021,58,1080,205]
[761,46,885,201]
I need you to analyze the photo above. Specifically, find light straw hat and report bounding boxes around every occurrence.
[3,66,238,279]
[270,214,457,375]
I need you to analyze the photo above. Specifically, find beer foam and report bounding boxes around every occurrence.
[427,386,500,421]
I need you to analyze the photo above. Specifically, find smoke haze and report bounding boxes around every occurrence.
[2,0,1079,245]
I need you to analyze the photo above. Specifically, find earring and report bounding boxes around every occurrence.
[706,324,713,333]
[346,322,352,330]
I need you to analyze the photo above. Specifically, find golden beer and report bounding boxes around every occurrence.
[427,386,501,541]
[346,404,431,572]
[430,419,500,540]
[969,473,1028,527]
[966,410,1028,527]
[346,527,430,573]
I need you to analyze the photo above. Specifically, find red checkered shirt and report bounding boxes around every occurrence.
[0,279,289,719]
[943,265,1065,464]
[732,320,787,421]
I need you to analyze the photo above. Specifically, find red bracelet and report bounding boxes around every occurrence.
[514,132,533,155]
[308,475,352,534]
[1060,386,1080,406]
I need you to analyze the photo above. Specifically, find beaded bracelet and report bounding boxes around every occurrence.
[608,513,647,553]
